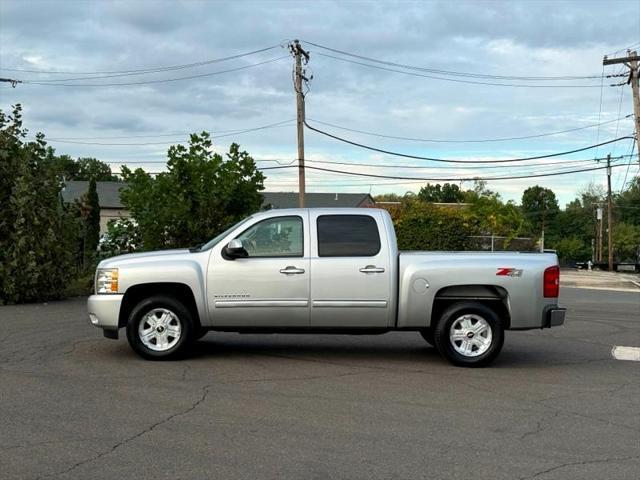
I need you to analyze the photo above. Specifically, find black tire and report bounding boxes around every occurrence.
[195,328,209,340]
[126,296,195,360]
[420,328,435,346]
[434,301,504,367]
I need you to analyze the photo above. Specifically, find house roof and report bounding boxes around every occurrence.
[62,181,127,209]
[62,181,374,211]
[261,192,374,209]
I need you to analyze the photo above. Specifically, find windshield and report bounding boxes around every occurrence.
[195,216,253,252]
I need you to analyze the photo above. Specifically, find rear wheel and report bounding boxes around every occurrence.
[195,328,209,340]
[434,301,504,367]
[126,296,195,360]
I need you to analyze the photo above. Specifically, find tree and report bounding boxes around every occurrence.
[554,236,591,264]
[120,134,265,250]
[84,178,101,258]
[521,186,559,238]
[0,105,80,303]
[615,177,640,226]
[49,154,118,181]
[613,223,640,262]
[418,183,465,203]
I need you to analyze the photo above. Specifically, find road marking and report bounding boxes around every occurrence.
[611,346,640,361]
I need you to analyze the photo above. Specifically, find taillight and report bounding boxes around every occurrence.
[544,266,560,298]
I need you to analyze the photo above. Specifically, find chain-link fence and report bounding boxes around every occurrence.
[467,235,537,252]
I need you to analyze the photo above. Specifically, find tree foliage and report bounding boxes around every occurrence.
[613,223,640,261]
[85,178,101,257]
[0,105,80,303]
[120,133,265,250]
[418,183,465,203]
[391,199,479,250]
[521,185,559,235]
[49,154,119,181]
[100,218,140,258]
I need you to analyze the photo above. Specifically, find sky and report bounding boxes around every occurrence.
[1,0,639,206]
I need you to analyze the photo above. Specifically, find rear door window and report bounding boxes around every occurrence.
[317,215,381,257]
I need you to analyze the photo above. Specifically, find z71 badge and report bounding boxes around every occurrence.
[496,268,523,277]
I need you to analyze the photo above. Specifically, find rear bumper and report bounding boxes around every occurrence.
[87,294,123,336]
[542,306,566,328]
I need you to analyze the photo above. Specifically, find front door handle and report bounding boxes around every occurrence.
[280,266,305,275]
[359,265,385,274]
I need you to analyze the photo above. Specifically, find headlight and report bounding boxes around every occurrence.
[96,268,119,294]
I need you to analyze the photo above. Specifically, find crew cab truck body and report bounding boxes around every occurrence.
[88,208,565,366]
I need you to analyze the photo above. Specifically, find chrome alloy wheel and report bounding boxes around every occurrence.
[449,314,493,357]
[138,308,182,352]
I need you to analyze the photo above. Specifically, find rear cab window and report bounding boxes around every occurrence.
[317,215,381,257]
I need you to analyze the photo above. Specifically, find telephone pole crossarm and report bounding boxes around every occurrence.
[603,54,640,65]
[604,50,640,166]
[0,78,22,87]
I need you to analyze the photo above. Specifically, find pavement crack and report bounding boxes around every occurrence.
[519,455,640,480]
[519,411,560,441]
[36,384,211,479]
[227,369,378,384]
[180,361,192,381]
[62,339,96,356]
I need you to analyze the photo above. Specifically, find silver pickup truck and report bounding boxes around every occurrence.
[88,208,565,366]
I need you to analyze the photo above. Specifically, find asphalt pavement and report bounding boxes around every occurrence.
[1,287,639,480]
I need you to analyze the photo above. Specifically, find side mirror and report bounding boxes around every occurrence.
[223,239,248,260]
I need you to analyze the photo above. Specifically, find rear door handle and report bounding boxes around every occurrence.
[359,265,385,274]
[280,266,305,275]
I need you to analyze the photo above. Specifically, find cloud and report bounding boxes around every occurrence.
[1,0,638,206]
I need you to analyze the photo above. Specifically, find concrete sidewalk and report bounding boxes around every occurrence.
[561,268,640,292]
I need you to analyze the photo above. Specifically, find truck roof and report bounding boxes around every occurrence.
[255,207,385,216]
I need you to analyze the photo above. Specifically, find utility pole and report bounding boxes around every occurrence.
[596,206,603,262]
[290,40,310,208]
[597,206,603,262]
[603,50,640,165]
[606,154,614,271]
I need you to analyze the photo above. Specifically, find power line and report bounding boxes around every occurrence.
[302,155,627,170]
[605,41,640,57]
[0,45,283,76]
[304,120,636,164]
[297,162,630,182]
[117,158,628,181]
[105,156,626,171]
[306,114,634,144]
[42,120,295,145]
[19,56,288,87]
[620,140,637,192]
[314,52,605,88]
[114,160,626,187]
[304,41,609,81]
[43,119,295,140]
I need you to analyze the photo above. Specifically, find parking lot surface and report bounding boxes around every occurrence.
[1,287,639,479]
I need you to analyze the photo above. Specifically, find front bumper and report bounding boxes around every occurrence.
[87,294,123,336]
[542,306,566,328]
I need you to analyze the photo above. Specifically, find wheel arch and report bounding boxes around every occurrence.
[118,283,202,329]
[432,285,511,330]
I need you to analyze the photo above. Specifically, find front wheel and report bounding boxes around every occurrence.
[126,296,195,360]
[434,302,504,367]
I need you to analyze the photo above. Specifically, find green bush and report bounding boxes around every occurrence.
[553,236,591,264]
[393,201,479,250]
[0,105,81,303]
